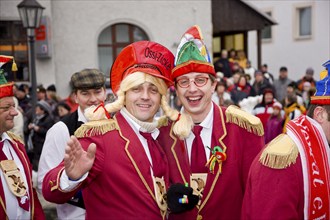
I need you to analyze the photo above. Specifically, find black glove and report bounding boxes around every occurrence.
[166,183,199,213]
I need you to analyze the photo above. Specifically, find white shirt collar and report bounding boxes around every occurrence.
[1,132,12,143]
[199,104,214,129]
[78,107,87,123]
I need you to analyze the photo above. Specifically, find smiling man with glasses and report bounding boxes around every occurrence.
[158,26,265,220]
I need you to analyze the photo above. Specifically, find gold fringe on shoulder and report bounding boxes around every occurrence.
[157,116,169,128]
[7,131,24,145]
[259,134,299,169]
[74,119,118,138]
[225,105,264,136]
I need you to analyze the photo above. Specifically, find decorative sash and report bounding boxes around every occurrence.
[286,115,330,219]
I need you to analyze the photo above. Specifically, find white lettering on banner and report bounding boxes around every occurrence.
[313,213,327,220]
[313,197,323,210]
[291,116,329,219]
[311,162,320,176]
[313,178,325,187]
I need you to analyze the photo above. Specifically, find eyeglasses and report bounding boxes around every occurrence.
[176,77,209,88]
[0,105,15,112]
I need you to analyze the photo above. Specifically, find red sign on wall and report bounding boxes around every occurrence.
[35,25,46,41]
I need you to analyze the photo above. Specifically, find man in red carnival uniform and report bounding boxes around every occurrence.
[0,55,45,219]
[157,26,265,219]
[242,60,330,219]
[42,41,189,219]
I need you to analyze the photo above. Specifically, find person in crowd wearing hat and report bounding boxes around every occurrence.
[273,66,293,102]
[46,84,60,102]
[24,85,49,141]
[0,55,45,219]
[157,25,265,219]
[46,84,61,114]
[41,41,191,219]
[251,88,277,134]
[252,69,274,96]
[260,63,274,85]
[15,84,32,114]
[284,81,304,106]
[25,100,55,171]
[242,60,330,219]
[37,69,107,219]
[264,101,284,144]
[296,67,317,92]
[36,85,47,102]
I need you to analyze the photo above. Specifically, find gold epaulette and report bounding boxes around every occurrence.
[157,116,169,128]
[259,134,299,169]
[225,105,264,136]
[74,119,118,138]
[6,131,24,145]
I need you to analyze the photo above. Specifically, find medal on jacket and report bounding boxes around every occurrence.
[190,173,207,206]
[0,160,27,197]
[153,176,167,212]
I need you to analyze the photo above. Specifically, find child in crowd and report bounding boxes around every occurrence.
[264,102,284,144]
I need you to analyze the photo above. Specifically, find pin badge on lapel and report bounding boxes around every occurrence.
[206,146,227,174]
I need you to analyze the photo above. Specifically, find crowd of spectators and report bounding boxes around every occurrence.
[11,84,77,171]
[187,48,315,144]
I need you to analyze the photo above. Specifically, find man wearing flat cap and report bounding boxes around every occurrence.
[0,55,45,219]
[242,60,330,219]
[41,41,190,219]
[37,69,107,219]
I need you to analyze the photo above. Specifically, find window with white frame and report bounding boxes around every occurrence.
[261,11,272,41]
[295,5,312,39]
[97,23,149,87]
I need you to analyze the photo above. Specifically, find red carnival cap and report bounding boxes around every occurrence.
[172,25,216,80]
[110,41,174,94]
[0,55,16,99]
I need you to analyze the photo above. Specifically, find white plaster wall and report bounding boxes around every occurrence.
[1,0,212,97]
[247,0,330,81]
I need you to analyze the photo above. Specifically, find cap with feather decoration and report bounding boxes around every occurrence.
[0,55,16,99]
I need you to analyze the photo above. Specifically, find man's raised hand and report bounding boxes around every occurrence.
[64,136,96,180]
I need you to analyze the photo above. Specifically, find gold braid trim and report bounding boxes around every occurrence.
[225,105,264,136]
[7,131,24,144]
[74,119,118,138]
[259,134,299,169]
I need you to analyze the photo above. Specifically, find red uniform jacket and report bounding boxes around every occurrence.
[0,132,45,220]
[42,112,169,220]
[158,104,264,220]
[242,133,305,219]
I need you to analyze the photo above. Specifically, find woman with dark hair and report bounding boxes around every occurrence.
[230,74,255,105]
[55,101,71,121]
